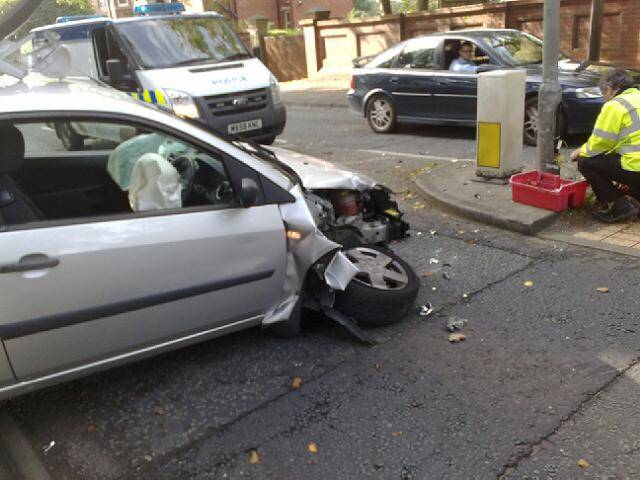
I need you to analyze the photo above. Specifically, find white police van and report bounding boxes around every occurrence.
[32,2,286,149]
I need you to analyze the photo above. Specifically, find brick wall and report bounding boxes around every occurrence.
[301,0,640,77]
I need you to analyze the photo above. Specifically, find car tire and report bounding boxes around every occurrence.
[259,136,276,146]
[366,95,396,134]
[55,122,84,151]
[335,246,419,326]
[523,97,566,147]
[523,97,539,146]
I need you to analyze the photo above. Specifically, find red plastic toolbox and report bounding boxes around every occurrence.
[510,171,589,212]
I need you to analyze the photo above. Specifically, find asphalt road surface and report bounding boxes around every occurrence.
[3,108,639,479]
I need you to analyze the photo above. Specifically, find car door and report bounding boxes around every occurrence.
[387,37,442,120]
[431,38,492,123]
[0,119,287,381]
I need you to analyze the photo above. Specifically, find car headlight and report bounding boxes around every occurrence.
[270,74,282,105]
[164,89,200,119]
[574,86,603,98]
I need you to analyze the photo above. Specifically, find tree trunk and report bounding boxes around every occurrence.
[587,0,604,61]
[380,0,392,15]
[417,0,429,11]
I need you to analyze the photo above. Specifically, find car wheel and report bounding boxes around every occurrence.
[523,97,539,146]
[366,95,396,133]
[55,122,84,151]
[335,246,419,326]
[523,97,566,147]
[259,136,276,146]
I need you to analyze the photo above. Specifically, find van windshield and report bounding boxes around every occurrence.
[115,17,251,69]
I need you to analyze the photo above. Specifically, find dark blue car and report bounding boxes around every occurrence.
[348,29,619,145]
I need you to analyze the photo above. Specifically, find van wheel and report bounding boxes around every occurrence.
[366,95,396,133]
[259,136,276,146]
[55,122,84,151]
[335,246,419,326]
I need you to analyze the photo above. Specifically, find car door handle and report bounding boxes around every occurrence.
[0,254,60,274]
[389,77,399,84]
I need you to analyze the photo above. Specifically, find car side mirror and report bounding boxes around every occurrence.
[240,178,259,208]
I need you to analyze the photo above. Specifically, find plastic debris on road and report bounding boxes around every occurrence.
[419,303,434,317]
[446,317,468,332]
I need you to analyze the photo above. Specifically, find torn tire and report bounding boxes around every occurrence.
[335,246,419,326]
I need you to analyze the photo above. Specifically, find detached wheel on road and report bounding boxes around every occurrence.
[366,95,396,133]
[335,246,419,326]
[55,122,84,151]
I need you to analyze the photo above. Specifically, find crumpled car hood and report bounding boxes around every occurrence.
[269,146,379,191]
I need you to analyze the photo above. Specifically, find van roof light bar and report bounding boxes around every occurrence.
[133,1,185,16]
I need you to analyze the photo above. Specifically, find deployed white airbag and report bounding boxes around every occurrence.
[128,153,182,212]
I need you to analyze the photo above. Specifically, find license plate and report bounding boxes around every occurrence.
[228,119,262,134]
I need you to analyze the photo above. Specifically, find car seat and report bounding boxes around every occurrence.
[0,125,44,225]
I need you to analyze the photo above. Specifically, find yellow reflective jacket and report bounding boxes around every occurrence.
[580,88,640,171]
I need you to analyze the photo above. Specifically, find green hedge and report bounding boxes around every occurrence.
[0,0,96,39]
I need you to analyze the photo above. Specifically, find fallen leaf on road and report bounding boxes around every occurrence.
[308,443,318,453]
[374,363,382,370]
[421,271,434,278]
[391,431,403,437]
[523,280,534,288]
[466,239,477,246]
[596,287,609,293]
[291,377,302,389]
[448,333,466,343]
[577,458,590,468]
[87,424,97,433]
[249,450,260,464]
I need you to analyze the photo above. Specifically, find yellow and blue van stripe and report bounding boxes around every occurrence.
[129,89,168,107]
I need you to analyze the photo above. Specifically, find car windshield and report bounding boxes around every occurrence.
[482,31,567,66]
[115,17,251,69]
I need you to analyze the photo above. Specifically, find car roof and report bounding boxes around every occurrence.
[31,11,222,32]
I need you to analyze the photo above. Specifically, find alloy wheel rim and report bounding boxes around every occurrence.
[524,103,538,141]
[370,99,392,129]
[345,247,409,291]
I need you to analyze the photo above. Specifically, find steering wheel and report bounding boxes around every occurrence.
[170,155,197,205]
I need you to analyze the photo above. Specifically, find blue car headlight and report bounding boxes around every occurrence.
[572,86,603,99]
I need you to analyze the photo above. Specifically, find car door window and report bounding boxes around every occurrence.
[394,38,439,70]
[7,120,235,228]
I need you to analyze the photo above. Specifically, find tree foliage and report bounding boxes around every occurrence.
[0,0,95,38]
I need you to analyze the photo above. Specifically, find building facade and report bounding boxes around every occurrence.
[232,0,353,29]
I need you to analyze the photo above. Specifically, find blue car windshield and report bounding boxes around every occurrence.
[115,17,251,69]
[482,31,567,66]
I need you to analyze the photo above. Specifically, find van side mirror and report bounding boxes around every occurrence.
[106,59,124,84]
[240,178,259,208]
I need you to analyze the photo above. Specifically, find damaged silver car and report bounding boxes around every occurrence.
[0,73,419,400]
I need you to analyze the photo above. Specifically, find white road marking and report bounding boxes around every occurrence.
[356,149,474,162]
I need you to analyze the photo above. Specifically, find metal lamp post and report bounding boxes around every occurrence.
[537,0,562,173]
